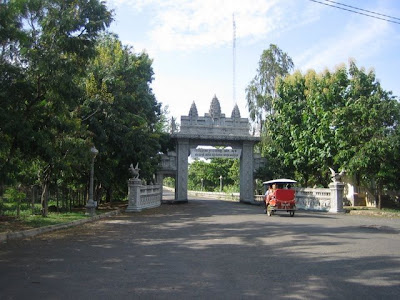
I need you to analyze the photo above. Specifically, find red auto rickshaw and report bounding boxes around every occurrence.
[263,179,296,217]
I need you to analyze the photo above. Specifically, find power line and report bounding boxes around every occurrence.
[323,0,400,21]
[309,0,400,25]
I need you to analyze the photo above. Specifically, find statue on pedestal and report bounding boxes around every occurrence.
[129,163,140,179]
[329,167,345,183]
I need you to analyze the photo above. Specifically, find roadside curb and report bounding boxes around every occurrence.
[0,209,123,244]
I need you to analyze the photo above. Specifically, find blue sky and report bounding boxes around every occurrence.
[105,0,400,121]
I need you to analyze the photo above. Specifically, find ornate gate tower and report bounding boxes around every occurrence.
[167,96,260,203]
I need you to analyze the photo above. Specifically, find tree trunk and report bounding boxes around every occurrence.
[374,182,383,210]
[56,185,59,212]
[106,187,112,203]
[377,188,382,210]
[17,194,20,218]
[96,184,104,206]
[31,185,36,214]
[303,174,309,188]
[41,181,49,217]
[68,188,72,212]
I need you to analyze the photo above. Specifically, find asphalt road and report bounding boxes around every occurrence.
[1,191,400,300]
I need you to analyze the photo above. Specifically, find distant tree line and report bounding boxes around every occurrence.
[248,45,400,208]
[0,0,171,216]
[188,158,239,193]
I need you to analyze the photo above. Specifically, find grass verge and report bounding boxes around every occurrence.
[0,201,127,233]
[0,212,88,233]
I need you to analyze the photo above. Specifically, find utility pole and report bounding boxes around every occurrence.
[232,13,236,105]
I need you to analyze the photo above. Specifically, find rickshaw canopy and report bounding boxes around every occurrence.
[263,178,297,185]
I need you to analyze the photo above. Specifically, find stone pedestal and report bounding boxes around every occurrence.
[329,182,345,213]
[126,179,142,212]
[85,201,96,216]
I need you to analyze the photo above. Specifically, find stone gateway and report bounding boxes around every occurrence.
[158,96,262,203]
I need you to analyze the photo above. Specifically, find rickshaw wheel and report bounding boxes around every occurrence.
[289,211,295,217]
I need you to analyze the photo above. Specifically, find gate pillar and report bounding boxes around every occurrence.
[240,141,255,203]
[175,139,189,202]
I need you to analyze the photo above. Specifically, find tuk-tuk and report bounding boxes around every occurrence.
[263,179,296,217]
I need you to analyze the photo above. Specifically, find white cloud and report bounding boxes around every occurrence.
[106,0,310,52]
[152,72,246,120]
[106,0,150,11]
[295,8,392,73]
[148,0,282,51]
[106,0,400,118]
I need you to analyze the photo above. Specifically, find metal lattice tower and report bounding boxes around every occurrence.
[232,13,236,105]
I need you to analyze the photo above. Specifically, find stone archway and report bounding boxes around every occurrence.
[159,96,261,203]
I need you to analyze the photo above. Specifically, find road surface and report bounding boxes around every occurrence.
[1,191,400,299]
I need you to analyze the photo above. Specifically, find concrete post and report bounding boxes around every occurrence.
[126,179,142,212]
[329,181,345,213]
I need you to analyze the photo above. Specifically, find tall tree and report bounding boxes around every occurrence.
[245,44,294,131]
[333,62,400,206]
[263,61,400,201]
[82,34,166,201]
[0,0,27,185]
[0,0,112,215]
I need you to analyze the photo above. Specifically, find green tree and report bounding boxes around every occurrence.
[245,44,294,130]
[188,160,210,191]
[0,0,28,185]
[0,0,112,216]
[267,67,351,186]
[82,34,166,201]
[333,62,400,206]
[188,157,239,192]
[264,61,400,202]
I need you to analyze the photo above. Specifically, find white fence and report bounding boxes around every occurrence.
[189,187,339,212]
[256,188,333,211]
[188,190,240,201]
[294,187,331,211]
[130,184,342,213]
[139,185,162,209]
[126,179,161,212]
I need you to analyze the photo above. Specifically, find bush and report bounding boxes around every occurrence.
[3,187,26,218]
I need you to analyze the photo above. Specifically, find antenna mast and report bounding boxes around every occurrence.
[232,13,236,105]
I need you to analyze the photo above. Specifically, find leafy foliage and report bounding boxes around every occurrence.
[245,44,294,130]
[262,60,400,199]
[188,158,239,192]
[0,0,113,216]
[82,34,167,201]
[0,1,170,217]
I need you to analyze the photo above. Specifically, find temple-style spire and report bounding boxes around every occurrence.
[170,117,177,133]
[231,104,241,119]
[189,101,198,119]
[209,95,221,119]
